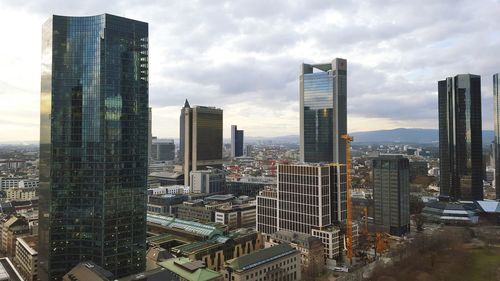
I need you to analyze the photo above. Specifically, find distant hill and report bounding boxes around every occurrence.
[351,128,494,144]
[243,128,495,145]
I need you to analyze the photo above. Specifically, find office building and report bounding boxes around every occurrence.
[269,230,324,275]
[190,169,226,194]
[373,155,410,236]
[439,74,483,201]
[300,59,347,164]
[152,139,175,161]
[39,14,148,280]
[494,73,500,199]
[148,107,153,163]
[180,100,223,186]
[15,235,38,281]
[231,125,244,158]
[222,243,301,281]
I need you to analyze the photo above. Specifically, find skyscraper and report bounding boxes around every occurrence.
[438,74,483,201]
[179,100,223,186]
[231,125,244,158]
[300,58,347,164]
[39,14,148,280]
[494,73,500,200]
[372,155,410,236]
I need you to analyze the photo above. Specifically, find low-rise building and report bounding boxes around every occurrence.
[5,188,37,201]
[214,204,256,230]
[190,169,226,194]
[222,243,301,281]
[148,194,188,215]
[14,235,37,281]
[0,215,29,257]
[159,258,223,281]
[269,230,324,275]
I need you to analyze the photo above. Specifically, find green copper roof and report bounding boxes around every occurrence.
[158,257,222,281]
[227,243,297,272]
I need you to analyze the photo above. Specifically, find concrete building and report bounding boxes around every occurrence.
[0,257,23,281]
[439,74,483,201]
[231,125,244,158]
[190,169,226,194]
[152,139,176,161]
[222,243,301,281]
[15,235,38,281]
[176,201,215,223]
[269,230,324,275]
[300,59,347,165]
[147,194,188,215]
[180,100,223,186]
[256,188,278,235]
[214,204,256,230]
[0,215,29,257]
[373,155,410,236]
[5,188,37,201]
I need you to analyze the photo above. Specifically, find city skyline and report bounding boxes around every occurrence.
[1,0,500,142]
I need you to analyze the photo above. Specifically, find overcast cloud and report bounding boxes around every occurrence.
[0,0,499,142]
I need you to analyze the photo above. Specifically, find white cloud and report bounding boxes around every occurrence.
[0,0,498,142]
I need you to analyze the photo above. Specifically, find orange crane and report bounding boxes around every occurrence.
[341,134,353,264]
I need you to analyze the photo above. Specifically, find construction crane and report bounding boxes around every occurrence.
[341,134,353,264]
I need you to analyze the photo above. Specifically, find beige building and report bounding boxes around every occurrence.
[269,230,324,276]
[6,188,37,201]
[15,235,37,281]
[215,204,256,230]
[222,244,301,281]
[0,215,29,257]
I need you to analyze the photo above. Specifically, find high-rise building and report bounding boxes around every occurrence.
[190,169,226,194]
[148,107,152,163]
[256,163,346,260]
[438,74,483,201]
[231,125,244,158]
[372,155,410,236]
[300,59,347,164]
[179,100,223,186]
[39,14,148,280]
[494,73,500,199]
[151,139,175,161]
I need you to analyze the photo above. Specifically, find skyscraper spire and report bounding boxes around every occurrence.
[184,99,191,108]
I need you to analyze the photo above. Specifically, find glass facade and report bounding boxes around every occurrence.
[438,74,483,201]
[300,59,347,164]
[231,125,244,158]
[39,14,148,281]
[494,74,500,200]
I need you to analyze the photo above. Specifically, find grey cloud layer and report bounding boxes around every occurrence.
[3,0,499,131]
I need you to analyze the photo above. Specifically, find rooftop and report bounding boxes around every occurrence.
[158,257,222,281]
[17,235,38,255]
[147,214,223,239]
[226,244,298,272]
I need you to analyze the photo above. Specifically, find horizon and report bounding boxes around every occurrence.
[1,1,499,142]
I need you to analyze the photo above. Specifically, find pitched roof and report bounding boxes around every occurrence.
[226,243,297,272]
[158,257,221,281]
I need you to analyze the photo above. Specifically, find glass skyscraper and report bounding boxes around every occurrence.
[494,73,500,200]
[39,14,148,280]
[231,125,244,158]
[300,59,347,164]
[438,74,483,201]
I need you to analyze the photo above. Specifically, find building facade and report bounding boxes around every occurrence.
[6,188,37,201]
[222,244,301,281]
[190,169,226,194]
[180,100,223,186]
[494,73,500,200]
[439,74,483,201]
[15,235,38,281]
[152,139,175,161]
[373,155,410,236]
[231,125,244,158]
[39,14,148,280]
[300,59,347,164]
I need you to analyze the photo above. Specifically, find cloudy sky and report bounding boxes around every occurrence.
[1,0,499,142]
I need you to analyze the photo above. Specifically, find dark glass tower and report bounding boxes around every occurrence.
[438,74,483,201]
[300,59,347,164]
[373,155,410,236]
[180,100,223,186]
[231,125,244,158]
[494,73,500,200]
[39,14,148,281]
